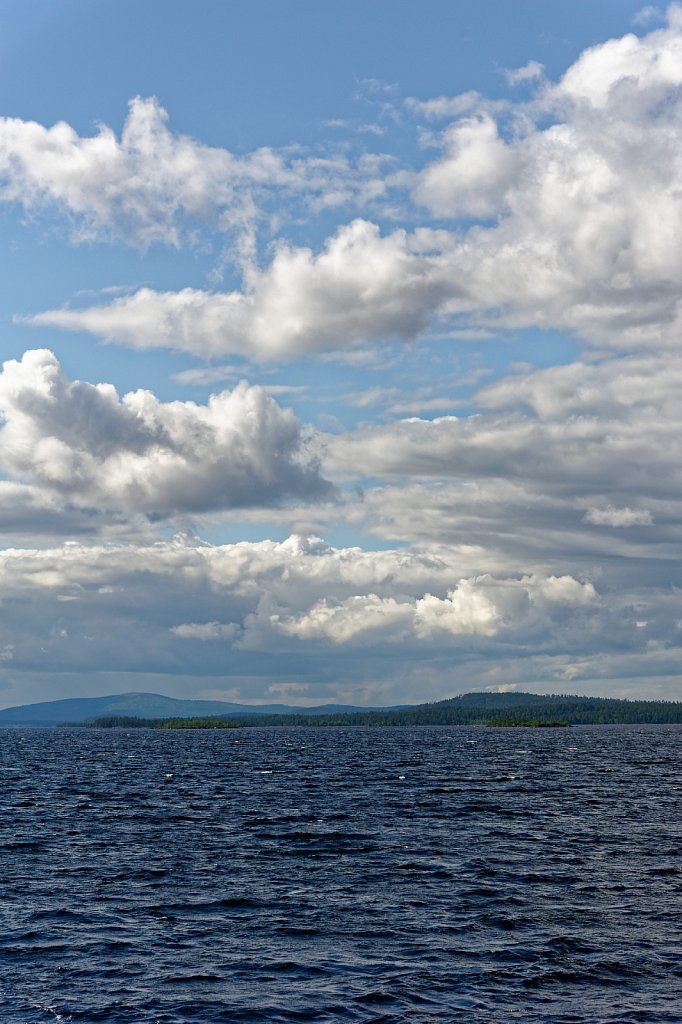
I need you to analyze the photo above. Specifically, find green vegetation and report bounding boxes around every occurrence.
[88,715,238,729]
[158,718,239,729]
[487,718,571,728]
[85,691,682,729]
[83,715,152,728]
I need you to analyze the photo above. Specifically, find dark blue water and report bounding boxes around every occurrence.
[0,725,680,1023]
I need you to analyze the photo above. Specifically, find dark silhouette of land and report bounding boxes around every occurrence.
[2,689,681,729]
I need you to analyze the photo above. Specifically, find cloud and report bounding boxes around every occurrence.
[0,349,331,515]
[556,15,682,108]
[0,97,235,247]
[0,533,596,661]
[29,221,453,360]
[274,593,415,644]
[633,6,664,27]
[327,352,682,497]
[273,572,595,646]
[170,622,240,641]
[504,60,545,86]
[0,96,388,249]
[0,532,677,705]
[413,114,518,218]
[583,506,654,527]
[416,581,503,639]
[28,12,682,357]
[319,348,682,586]
[267,682,309,696]
[404,91,484,121]
[0,480,103,539]
[172,364,243,387]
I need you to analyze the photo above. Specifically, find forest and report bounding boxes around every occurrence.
[87,691,682,729]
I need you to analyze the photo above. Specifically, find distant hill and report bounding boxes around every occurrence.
[232,692,680,727]
[236,691,680,727]
[2,689,681,728]
[102,691,682,728]
[0,691,397,726]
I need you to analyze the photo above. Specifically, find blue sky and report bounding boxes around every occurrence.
[0,0,680,709]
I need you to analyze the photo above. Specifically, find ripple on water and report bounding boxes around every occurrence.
[0,724,680,1023]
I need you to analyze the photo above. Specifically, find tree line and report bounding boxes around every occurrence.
[86,691,682,729]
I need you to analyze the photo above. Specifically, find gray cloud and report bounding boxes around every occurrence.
[0,534,677,709]
[583,506,654,527]
[0,481,142,542]
[318,349,682,601]
[327,353,682,502]
[0,349,331,515]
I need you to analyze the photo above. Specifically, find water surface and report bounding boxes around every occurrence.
[0,725,680,1022]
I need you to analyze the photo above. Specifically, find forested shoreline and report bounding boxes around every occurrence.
[85,692,682,729]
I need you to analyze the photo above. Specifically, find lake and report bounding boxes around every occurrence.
[0,725,680,1022]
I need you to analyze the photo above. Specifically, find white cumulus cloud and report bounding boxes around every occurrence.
[0,96,388,249]
[413,114,518,218]
[0,349,330,514]
[24,11,682,356]
[268,571,595,646]
[28,221,452,361]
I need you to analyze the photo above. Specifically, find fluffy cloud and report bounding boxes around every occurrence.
[410,12,682,345]
[0,535,594,667]
[27,12,682,355]
[0,349,330,514]
[274,593,415,644]
[0,96,389,249]
[275,573,595,645]
[555,12,682,106]
[413,114,518,218]
[0,532,676,709]
[0,97,233,247]
[28,221,452,361]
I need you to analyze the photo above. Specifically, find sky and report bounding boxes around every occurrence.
[0,0,680,709]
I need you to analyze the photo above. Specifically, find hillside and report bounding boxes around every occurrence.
[0,691,394,726]
[3,689,681,728]
[91,691,682,728]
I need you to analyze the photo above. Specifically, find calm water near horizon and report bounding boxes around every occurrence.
[0,725,680,1023]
